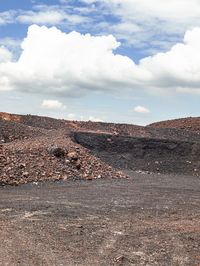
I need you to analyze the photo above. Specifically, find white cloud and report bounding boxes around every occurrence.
[41,99,66,109]
[17,10,87,25]
[104,0,200,22]
[80,0,97,4]
[16,5,89,26]
[0,38,21,49]
[86,0,200,49]
[0,4,89,27]
[0,38,22,60]
[1,25,200,96]
[0,11,15,25]
[176,88,200,95]
[107,22,141,45]
[0,46,12,62]
[17,10,65,25]
[134,106,150,114]
[67,113,76,120]
[140,27,200,92]
[88,116,104,122]
[0,25,146,94]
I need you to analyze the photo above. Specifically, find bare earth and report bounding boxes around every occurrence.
[0,171,199,266]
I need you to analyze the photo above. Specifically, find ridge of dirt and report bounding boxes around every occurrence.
[148,117,200,132]
[0,120,46,143]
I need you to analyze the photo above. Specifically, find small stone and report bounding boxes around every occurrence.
[76,159,81,170]
[85,175,93,180]
[19,163,26,169]
[67,151,79,161]
[115,255,125,262]
[22,171,29,177]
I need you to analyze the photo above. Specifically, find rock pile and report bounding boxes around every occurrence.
[0,125,125,185]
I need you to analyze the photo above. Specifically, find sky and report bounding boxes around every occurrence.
[0,0,200,125]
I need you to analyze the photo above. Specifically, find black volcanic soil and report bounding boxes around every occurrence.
[0,172,199,265]
[74,131,200,176]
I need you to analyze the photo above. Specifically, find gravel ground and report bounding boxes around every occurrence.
[0,171,199,266]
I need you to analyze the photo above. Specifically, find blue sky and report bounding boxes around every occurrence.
[0,0,199,125]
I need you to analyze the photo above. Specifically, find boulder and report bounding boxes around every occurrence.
[48,146,66,158]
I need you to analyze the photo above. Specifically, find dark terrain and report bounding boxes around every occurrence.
[74,131,200,175]
[0,172,199,265]
[0,112,200,265]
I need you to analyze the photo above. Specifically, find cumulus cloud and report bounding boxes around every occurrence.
[1,25,200,96]
[134,106,150,114]
[41,99,66,109]
[0,24,146,94]
[140,27,200,92]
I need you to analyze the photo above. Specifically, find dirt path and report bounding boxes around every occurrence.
[0,172,199,265]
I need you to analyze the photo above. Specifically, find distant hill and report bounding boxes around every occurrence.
[148,117,200,133]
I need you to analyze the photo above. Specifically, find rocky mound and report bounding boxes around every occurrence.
[0,119,125,186]
[148,117,200,132]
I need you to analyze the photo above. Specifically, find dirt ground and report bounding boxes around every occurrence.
[0,171,199,266]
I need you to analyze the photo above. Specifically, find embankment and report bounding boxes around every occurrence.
[74,132,200,175]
